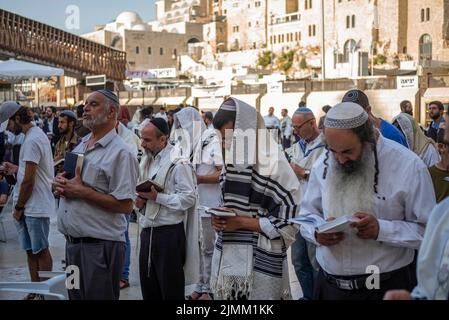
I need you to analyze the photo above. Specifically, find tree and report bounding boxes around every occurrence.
[276,50,295,73]
[257,51,274,69]
[299,57,308,69]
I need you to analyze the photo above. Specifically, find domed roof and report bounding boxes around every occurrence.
[132,24,149,31]
[116,11,143,25]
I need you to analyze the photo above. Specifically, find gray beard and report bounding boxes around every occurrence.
[322,145,375,218]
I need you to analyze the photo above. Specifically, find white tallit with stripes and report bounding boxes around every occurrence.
[210,98,301,300]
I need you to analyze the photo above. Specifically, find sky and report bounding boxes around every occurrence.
[0,0,156,35]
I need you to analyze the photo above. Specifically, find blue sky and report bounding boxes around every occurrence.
[0,0,156,35]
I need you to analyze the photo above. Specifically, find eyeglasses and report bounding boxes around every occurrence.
[292,119,313,131]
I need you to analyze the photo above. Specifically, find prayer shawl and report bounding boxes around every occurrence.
[412,197,449,300]
[138,145,200,286]
[393,113,435,157]
[210,98,301,300]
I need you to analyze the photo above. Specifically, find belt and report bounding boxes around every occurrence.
[65,235,103,244]
[322,267,402,291]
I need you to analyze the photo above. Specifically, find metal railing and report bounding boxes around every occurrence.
[0,9,126,80]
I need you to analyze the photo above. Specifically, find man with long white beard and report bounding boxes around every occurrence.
[300,102,436,300]
[54,90,139,300]
[136,118,198,300]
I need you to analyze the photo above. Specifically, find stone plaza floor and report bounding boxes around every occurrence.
[0,213,302,300]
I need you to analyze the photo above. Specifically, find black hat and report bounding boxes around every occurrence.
[150,117,169,136]
[342,89,370,110]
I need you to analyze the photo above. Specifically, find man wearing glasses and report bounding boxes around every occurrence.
[288,107,326,300]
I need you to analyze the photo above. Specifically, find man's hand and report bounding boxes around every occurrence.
[211,216,242,232]
[351,212,379,240]
[52,167,88,199]
[315,217,345,246]
[137,186,158,202]
[3,162,18,175]
[12,208,24,222]
[383,290,412,300]
[135,195,146,209]
[290,163,306,179]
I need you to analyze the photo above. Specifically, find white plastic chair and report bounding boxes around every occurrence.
[0,271,68,300]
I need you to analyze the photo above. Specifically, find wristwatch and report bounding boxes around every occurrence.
[14,205,24,211]
[303,169,311,180]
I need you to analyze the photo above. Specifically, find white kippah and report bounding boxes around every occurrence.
[324,102,369,129]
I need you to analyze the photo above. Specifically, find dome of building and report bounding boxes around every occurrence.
[116,11,143,25]
[131,24,149,31]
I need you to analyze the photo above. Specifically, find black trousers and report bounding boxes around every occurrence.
[65,239,124,300]
[139,223,186,300]
[314,263,416,300]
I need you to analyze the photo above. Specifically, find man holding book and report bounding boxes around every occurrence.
[136,117,198,300]
[53,110,80,172]
[300,102,435,300]
[54,90,139,300]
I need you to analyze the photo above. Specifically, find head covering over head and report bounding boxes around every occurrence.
[171,106,206,161]
[59,110,77,121]
[150,117,169,136]
[392,112,434,156]
[294,107,313,114]
[96,89,119,105]
[324,102,369,129]
[0,101,21,123]
[342,89,370,110]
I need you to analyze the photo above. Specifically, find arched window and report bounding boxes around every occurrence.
[343,39,356,63]
[419,34,432,66]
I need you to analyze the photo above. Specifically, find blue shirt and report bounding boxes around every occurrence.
[380,119,408,148]
[431,117,445,130]
[0,180,8,195]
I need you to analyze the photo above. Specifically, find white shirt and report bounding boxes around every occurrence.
[140,144,197,228]
[280,116,293,138]
[13,126,55,217]
[116,122,141,157]
[420,144,440,167]
[300,135,435,275]
[197,133,223,212]
[290,133,326,194]
[263,115,280,129]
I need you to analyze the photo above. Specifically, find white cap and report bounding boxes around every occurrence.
[324,102,369,129]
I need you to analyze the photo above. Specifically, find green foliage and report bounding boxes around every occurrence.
[277,50,295,72]
[373,54,387,65]
[299,57,307,69]
[257,51,274,68]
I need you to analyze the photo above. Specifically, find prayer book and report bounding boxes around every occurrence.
[136,179,164,193]
[205,207,237,217]
[316,215,360,234]
[289,214,359,234]
[63,152,84,180]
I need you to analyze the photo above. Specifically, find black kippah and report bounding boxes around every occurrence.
[150,117,169,135]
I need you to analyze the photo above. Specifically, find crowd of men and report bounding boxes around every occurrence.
[0,89,448,301]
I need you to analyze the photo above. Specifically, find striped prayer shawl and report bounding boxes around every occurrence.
[210,98,301,300]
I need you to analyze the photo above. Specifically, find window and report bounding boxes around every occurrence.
[248,22,251,27]
[148,47,151,55]
[352,15,356,28]
[233,26,239,33]
[282,34,285,42]
[136,46,140,54]
[421,9,425,22]
[305,0,313,10]
[309,25,316,37]
[343,39,356,63]
[419,34,432,66]
[278,34,281,42]
[255,1,261,7]
[346,16,350,28]
[287,33,290,42]
[426,8,430,21]
[270,36,273,44]
[173,48,177,56]
[160,47,163,55]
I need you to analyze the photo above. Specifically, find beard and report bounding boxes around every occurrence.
[322,144,375,218]
[83,110,108,130]
[430,112,441,120]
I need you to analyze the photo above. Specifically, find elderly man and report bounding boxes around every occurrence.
[385,118,449,300]
[288,107,326,300]
[210,98,300,300]
[136,118,197,300]
[54,90,139,300]
[300,102,435,300]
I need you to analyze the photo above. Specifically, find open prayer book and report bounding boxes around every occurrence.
[136,179,164,193]
[289,214,360,234]
[205,207,237,217]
